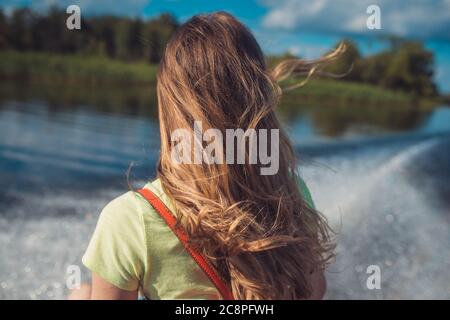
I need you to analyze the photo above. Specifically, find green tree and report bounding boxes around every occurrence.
[0,9,8,49]
[89,16,119,57]
[127,18,144,60]
[8,8,35,50]
[326,40,362,81]
[114,19,132,60]
[381,41,436,96]
[143,13,178,63]
[359,51,391,85]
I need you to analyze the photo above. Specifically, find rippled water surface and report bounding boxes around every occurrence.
[1,100,449,299]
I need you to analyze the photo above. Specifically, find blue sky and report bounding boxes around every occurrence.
[1,0,450,92]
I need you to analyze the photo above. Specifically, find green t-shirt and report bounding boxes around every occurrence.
[82,178,315,299]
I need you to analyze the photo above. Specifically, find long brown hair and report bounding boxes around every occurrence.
[156,12,343,299]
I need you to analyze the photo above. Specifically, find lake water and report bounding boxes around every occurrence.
[0,88,449,299]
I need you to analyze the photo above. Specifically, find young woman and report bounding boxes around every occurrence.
[69,12,343,300]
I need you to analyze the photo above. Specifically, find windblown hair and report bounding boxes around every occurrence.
[156,12,343,299]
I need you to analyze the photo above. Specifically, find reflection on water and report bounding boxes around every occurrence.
[0,84,449,299]
[0,81,435,137]
[0,82,158,118]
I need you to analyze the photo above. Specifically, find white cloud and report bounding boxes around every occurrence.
[261,0,450,39]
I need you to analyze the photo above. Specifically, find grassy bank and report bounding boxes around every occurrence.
[0,50,437,108]
[0,50,157,85]
[280,78,430,108]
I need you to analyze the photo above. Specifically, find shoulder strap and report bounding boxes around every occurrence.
[137,188,234,300]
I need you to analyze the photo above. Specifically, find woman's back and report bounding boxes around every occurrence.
[82,178,316,299]
[78,11,341,300]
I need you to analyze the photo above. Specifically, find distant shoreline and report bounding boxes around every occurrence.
[0,50,441,109]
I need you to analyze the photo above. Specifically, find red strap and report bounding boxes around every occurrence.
[137,188,234,300]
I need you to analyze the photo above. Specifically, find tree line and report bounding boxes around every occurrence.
[325,39,437,96]
[0,7,178,63]
[0,7,437,96]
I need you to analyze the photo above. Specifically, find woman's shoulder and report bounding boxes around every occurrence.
[95,181,156,228]
[101,179,163,212]
[138,178,177,214]
[102,189,142,213]
[91,192,145,246]
[98,179,174,229]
